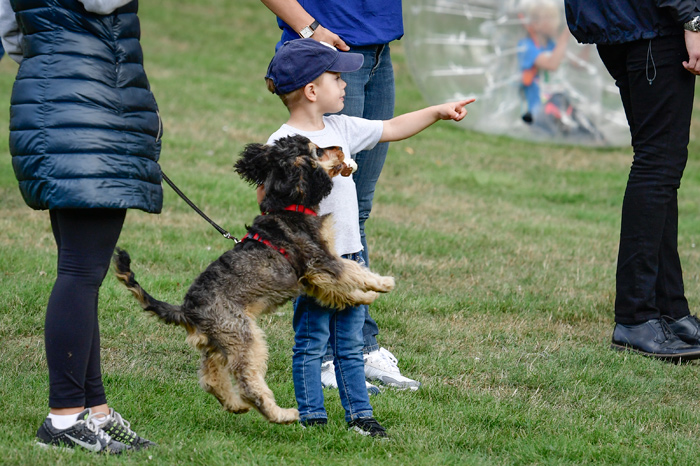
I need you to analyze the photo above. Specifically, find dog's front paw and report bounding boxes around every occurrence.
[270,407,300,424]
[373,276,395,293]
[348,290,379,305]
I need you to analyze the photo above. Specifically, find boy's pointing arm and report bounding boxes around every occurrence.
[380,98,475,143]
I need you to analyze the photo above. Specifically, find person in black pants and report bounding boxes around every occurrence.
[1,0,162,453]
[565,0,700,360]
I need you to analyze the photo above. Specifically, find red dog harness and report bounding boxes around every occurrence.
[241,205,317,259]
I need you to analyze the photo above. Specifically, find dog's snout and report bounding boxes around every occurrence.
[318,146,345,164]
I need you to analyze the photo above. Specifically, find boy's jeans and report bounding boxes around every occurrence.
[340,43,395,352]
[292,253,374,423]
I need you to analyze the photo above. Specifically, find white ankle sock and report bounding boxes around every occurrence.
[47,412,80,430]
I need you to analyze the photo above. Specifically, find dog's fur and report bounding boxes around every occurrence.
[113,135,395,424]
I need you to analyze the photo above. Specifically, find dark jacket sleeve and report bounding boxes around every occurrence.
[655,0,700,23]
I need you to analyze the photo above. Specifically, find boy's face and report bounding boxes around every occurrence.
[314,72,347,114]
[530,6,560,38]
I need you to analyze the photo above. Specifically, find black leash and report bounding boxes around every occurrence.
[161,171,239,242]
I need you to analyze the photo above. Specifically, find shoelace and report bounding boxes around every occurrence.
[109,409,132,431]
[84,413,114,444]
[658,319,675,341]
[378,348,399,369]
[107,409,138,442]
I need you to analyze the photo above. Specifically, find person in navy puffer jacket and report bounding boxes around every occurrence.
[565,0,700,361]
[0,0,159,453]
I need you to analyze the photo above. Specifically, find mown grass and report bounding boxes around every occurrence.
[3,0,700,464]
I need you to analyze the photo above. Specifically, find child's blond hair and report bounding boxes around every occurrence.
[266,77,306,109]
[520,0,561,28]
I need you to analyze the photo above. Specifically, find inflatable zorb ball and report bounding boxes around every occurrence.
[403,0,629,146]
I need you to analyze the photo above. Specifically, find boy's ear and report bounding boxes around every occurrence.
[234,143,272,186]
[303,82,317,102]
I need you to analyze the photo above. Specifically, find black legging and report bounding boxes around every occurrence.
[45,208,126,408]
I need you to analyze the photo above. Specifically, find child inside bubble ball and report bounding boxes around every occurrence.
[517,0,570,122]
[516,0,604,142]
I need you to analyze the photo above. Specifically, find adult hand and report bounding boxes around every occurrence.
[258,1,349,51]
[683,30,700,74]
[312,26,349,51]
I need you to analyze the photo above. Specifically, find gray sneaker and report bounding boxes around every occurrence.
[100,408,155,451]
[35,409,127,454]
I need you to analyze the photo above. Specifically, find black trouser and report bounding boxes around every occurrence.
[597,35,695,324]
[46,208,126,408]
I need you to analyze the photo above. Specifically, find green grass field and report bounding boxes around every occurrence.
[4,0,700,464]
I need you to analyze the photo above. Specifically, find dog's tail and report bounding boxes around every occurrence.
[113,247,194,330]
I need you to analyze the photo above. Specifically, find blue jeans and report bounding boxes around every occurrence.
[597,35,695,324]
[338,43,396,352]
[292,254,374,423]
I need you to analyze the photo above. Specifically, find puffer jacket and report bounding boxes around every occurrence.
[9,0,162,212]
[565,0,700,45]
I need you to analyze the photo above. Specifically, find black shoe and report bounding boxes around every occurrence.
[611,319,700,361]
[35,409,128,454]
[663,315,700,345]
[100,408,156,451]
[348,417,388,438]
[300,418,327,428]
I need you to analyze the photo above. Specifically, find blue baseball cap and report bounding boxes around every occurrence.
[265,39,364,95]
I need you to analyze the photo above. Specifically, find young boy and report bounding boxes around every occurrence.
[517,0,569,122]
[264,38,473,437]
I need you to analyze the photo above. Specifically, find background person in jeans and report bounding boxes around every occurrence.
[564,0,700,360]
[260,0,421,391]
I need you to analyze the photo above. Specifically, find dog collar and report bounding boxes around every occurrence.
[260,205,317,216]
[283,205,317,216]
[244,205,316,259]
[241,233,289,259]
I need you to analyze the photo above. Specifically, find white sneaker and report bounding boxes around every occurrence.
[320,360,338,389]
[365,381,381,396]
[321,360,381,395]
[364,347,421,391]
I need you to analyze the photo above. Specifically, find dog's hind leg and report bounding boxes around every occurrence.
[228,321,299,424]
[198,350,252,414]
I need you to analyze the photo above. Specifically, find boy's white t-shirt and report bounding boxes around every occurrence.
[267,114,384,256]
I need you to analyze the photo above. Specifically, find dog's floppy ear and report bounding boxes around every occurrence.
[305,159,334,207]
[258,135,334,212]
[235,143,273,186]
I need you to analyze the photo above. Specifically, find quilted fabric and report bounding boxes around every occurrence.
[9,0,162,212]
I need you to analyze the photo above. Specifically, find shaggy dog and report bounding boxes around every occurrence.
[113,135,395,424]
